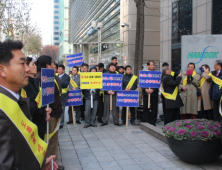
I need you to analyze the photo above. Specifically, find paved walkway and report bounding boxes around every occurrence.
[57,110,222,170]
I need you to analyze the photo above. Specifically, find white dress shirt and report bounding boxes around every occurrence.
[0,85,20,100]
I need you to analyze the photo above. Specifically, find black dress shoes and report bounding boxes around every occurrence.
[58,165,65,170]
[66,121,73,124]
[114,123,121,126]
[100,123,108,126]
[59,125,63,129]
[76,121,81,124]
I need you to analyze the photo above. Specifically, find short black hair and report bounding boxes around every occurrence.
[98,63,104,69]
[187,62,195,68]
[215,60,222,67]
[147,60,155,65]
[36,55,52,72]
[58,64,65,70]
[201,64,210,71]
[81,63,89,68]
[54,62,58,70]
[109,63,116,68]
[72,66,79,72]
[118,66,124,70]
[111,57,117,61]
[162,62,169,67]
[26,57,33,66]
[125,65,132,71]
[0,40,23,65]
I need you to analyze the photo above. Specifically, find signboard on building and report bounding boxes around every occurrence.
[66,53,84,67]
[182,35,222,73]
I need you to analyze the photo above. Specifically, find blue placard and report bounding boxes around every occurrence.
[66,53,84,67]
[102,74,122,91]
[66,90,83,106]
[139,71,161,88]
[117,91,139,107]
[41,68,55,106]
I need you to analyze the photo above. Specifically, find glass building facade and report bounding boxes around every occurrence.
[212,0,222,34]
[69,0,123,66]
[53,0,60,45]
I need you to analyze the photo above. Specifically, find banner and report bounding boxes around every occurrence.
[41,68,55,106]
[66,53,84,67]
[65,90,83,106]
[80,72,102,89]
[139,71,161,88]
[116,91,139,107]
[102,74,123,91]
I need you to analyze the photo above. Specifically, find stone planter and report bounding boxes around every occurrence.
[166,137,222,164]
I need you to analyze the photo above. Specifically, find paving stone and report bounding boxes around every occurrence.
[96,155,115,162]
[113,154,131,161]
[116,159,137,166]
[99,160,119,168]
[121,165,143,170]
[62,158,80,165]
[81,162,102,170]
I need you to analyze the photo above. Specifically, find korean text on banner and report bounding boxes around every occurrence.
[117,91,139,107]
[80,72,103,89]
[41,68,55,106]
[66,90,83,106]
[66,53,84,67]
[102,74,123,91]
[139,71,161,88]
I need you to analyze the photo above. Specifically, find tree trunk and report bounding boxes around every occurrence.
[134,0,145,77]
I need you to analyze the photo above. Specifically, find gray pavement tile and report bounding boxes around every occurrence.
[198,164,222,170]
[75,148,92,153]
[172,160,204,170]
[62,158,80,165]
[93,151,111,157]
[118,141,132,146]
[63,164,82,170]
[120,144,137,150]
[124,148,144,154]
[91,146,107,152]
[102,166,122,170]
[81,162,102,170]
[116,159,137,166]
[121,165,143,170]
[163,168,184,170]
[60,151,78,158]
[139,163,162,170]
[79,156,98,164]
[96,155,115,162]
[145,151,163,158]
[103,142,117,147]
[129,152,147,159]
[58,135,71,139]
[75,144,89,149]
[58,141,73,146]
[106,145,123,151]
[133,157,153,165]
[130,140,146,145]
[77,152,94,158]
[99,160,120,168]
[150,155,170,163]
[58,138,72,142]
[112,154,131,160]
[59,145,75,150]
[108,150,126,155]
[88,143,103,148]
[157,161,178,168]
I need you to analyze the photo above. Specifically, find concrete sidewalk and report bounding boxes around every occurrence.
[57,112,222,170]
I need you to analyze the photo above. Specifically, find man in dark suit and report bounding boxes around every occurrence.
[68,66,81,124]
[209,60,222,122]
[162,65,183,125]
[0,40,58,170]
[58,64,70,129]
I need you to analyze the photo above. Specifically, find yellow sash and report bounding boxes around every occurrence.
[69,75,78,88]
[21,88,27,98]
[78,70,81,75]
[99,90,104,102]
[55,73,59,76]
[200,73,212,88]
[35,87,42,109]
[126,75,137,89]
[44,118,61,142]
[62,87,69,94]
[0,93,48,168]
[171,71,175,77]
[182,71,196,86]
[211,74,222,89]
[161,86,178,100]
[54,79,61,96]
[115,71,119,74]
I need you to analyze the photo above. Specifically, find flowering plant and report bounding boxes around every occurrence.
[162,119,221,141]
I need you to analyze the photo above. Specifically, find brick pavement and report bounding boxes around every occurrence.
[57,111,222,170]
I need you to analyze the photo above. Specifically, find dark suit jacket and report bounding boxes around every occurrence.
[209,70,222,100]
[0,86,41,170]
[69,74,80,90]
[59,73,70,102]
[162,74,184,109]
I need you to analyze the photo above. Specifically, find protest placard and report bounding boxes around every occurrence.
[139,71,161,108]
[80,72,103,89]
[102,74,123,91]
[66,53,84,67]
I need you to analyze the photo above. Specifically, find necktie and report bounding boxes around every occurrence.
[216,72,219,77]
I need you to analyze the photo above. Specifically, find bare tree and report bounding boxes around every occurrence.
[134,0,145,76]
[41,45,59,61]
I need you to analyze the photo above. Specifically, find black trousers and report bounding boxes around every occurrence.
[143,95,158,126]
[213,100,220,122]
[164,108,180,125]
[80,99,86,118]
[200,100,214,120]
[38,131,45,141]
[161,95,166,115]
[121,107,136,123]
[97,95,104,121]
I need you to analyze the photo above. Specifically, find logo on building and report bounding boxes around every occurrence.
[187,46,219,64]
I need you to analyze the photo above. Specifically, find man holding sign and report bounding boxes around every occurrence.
[141,61,160,126]
[121,65,137,125]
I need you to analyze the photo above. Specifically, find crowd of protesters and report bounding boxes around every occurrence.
[0,39,222,170]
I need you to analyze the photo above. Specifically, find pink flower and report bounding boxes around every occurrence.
[169,127,177,132]
[203,122,210,125]
[201,131,210,137]
[213,130,220,136]
[177,129,186,135]
[190,131,198,137]
[214,124,220,128]
[175,123,181,126]
[165,126,171,130]
[194,122,201,125]
[207,125,215,130]
[185,125,193,129]
[196,125,204,130]
[184,121,191,124]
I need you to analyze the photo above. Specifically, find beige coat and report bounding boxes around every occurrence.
[198,73,213,111]
[179,72,200,115]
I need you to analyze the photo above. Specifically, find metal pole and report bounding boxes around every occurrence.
[99,29,102,63]
[97,30,100,64]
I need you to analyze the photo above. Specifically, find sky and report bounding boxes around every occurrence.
[29,0,53,46]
